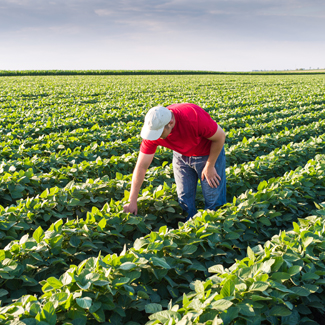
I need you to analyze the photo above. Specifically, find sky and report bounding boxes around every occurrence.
[0,0,325,71]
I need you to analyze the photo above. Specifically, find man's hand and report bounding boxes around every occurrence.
[123,201,138,215]
[201,164,221,188]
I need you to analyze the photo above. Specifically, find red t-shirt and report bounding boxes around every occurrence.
[140,103,218,156]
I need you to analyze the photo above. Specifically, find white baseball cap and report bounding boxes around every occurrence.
[140,106,172,140]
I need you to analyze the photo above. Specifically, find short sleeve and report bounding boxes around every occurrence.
[140,139,159,154]
[197,108,218,138]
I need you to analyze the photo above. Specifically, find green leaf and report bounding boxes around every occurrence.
[249,281,269,292]
[269,305,292,316]
[0,250,5,261]
[238,267,251,279]
[145,303,162,314]
[182,293,190,308]
[0,289,9,298]
[271,272,291,282]
[247,246,255,261]
[119,262,136,271]
[211,299,233,311]
[261,259,275,273]
[89,302,102,313]
[302,237,314,248]
[47,277,63,289]
[97,218,106,230]
[76,297,92,309]
[151,257,171,269]
[251,295,272,301]
[212,316,223,325]
[50,292,68,306]
[68,198,81,207]
[301,273,320,281]
[259,217,271,226]
[209,264,225,274]
[188,298,203,311]
[220,306,239,324]
[148,310,180,322]
[33,226,44,244]
[69,236,81,248]
[282,309,300,325]
[288,265,302,276]
[40,302,56,325]
[116,172,123,180]
[182,245,197,255]
[91,307,106,323]
[290,286,311,297]
[269,280,294,293]
[238,303,255,316]
[40,189,49,198]
[220,279,235,297]
[112,277,130,286]
[271,256,284,272]
[257,180,268,191]
[61,273,73,286]
[137,291,150,299]
[133,238,148,250]
[293,222,300,233]
[124,190,130,200]
[194,280,205,296]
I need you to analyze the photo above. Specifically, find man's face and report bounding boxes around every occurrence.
[160,124,173,139]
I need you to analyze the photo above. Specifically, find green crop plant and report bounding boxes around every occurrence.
[0,73,325,324]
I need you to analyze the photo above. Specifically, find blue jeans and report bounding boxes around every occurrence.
[172,147,227,221]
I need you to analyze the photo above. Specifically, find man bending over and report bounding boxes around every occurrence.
[123,103,226,221]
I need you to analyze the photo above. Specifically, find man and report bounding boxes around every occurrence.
[123,103,226,221]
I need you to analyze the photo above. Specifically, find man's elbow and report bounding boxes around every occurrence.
[217,128,226,143]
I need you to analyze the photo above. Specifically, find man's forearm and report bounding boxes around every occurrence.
[129,165,147,203]
[206,137,225,167]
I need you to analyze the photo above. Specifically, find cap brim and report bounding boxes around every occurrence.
[140,125,164,141]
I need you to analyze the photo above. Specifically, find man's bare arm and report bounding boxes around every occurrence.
[201,126,226,188]
[123,152,155,215]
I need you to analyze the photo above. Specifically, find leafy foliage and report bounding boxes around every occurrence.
[0,74,325,324]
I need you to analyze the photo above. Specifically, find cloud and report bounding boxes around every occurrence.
[94,9,114,16]
[0,0,324,70]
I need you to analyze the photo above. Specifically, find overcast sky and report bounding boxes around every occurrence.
[1,0,324,71]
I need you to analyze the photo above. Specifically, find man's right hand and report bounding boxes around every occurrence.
[123,202,138,215]
[123,152,154,216]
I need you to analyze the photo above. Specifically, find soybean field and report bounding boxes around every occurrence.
[1,74,325,325]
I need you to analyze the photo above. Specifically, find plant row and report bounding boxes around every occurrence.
[1,75,322,136]
[0,130,324,218]
[1,133,325,238]
[0,156,325,323]
[1,99,323,144]
[1,106,325,158]
[148,206,325,325]
[2,118,325,183]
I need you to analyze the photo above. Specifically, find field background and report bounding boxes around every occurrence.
[1,73,325,324]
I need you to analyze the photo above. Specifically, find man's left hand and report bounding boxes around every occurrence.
[201,165,221,188]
